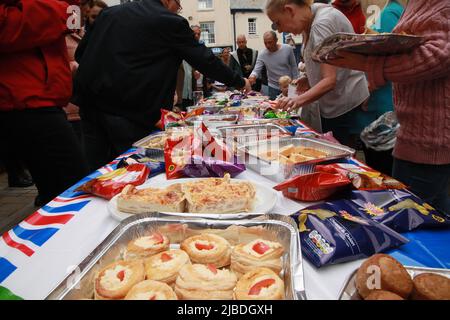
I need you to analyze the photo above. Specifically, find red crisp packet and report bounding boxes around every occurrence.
[164,130,195,180]
[76,164,150,200]
[160,109,185,129]
[273,172,351,202]
[164,123,237,179]
[315,163,407,190]
[160,108,205,129]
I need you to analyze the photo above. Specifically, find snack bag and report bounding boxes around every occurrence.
[76,164,150,200]
[316,163,406,190]
[164,123,244,179]
[117,154,165,176]
[273,172,351,202]
[182,155,246,178]
[160,108,205,129]
[292,203,409,268]
[160,109,185,129]
[349,190,450,232]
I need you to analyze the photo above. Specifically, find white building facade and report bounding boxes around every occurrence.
[103,0,290,52]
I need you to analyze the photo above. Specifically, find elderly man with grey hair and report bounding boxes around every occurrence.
[249,31,299,100]
[231,35,261,91]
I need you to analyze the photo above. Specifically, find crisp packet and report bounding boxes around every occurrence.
[160,109,185,129]
[117,154,165,176]
[316,163,406,190]
[349,190,450,232]
[292,204,409,268]
[273,172,351,202]
[160,108,205,129]
[164,123,245,179]
[76,164,150,200]
[182,155,246,178]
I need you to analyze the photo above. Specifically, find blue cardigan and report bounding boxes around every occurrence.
[368,0,404,116]
[355,1,404,133]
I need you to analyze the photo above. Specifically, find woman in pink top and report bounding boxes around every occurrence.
[327,0,450,215]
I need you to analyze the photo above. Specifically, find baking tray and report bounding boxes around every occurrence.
[238,118,301,127]
[219,106,268,119]
[238,137,355,182]
[338,265,450,300]
[217,124,291,147]
[132,133,166,161]
[186,105,225,114]
[185,114,239,128]
[46,213,306,300]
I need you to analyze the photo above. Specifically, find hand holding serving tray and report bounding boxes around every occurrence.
[312,32,425,66]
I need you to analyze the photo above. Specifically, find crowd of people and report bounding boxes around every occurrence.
[0,0,449,215]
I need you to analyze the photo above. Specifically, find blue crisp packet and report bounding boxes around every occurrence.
[349,190,450,233]
[117,154,165,178]
[292,203,409,268]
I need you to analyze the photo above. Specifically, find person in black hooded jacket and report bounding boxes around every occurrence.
[74,0,251,171]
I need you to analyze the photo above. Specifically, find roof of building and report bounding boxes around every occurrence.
[230,0,266,10]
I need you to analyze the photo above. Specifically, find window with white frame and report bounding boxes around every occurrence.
[198,0,213,10]
[248,18,257,35]
[200,22,215,45]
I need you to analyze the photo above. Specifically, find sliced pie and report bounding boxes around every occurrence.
[117,183,185,214]
[182,174,256,213]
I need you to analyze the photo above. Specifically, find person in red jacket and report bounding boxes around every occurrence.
[332,0,366,34]
[0,0,89,207]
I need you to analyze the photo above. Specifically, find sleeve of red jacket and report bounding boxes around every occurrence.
[0,0,70,53]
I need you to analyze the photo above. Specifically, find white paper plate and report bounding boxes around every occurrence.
[109,178,278,221]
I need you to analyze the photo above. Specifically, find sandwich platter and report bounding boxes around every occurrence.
[108,178,279,221]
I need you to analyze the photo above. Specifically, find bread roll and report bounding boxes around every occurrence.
[365,290,404,300]
[411,273,450,300]
[356,254,413,299]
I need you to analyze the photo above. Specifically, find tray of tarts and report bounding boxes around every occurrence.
[238,137,355,182]
[46,213,306,300]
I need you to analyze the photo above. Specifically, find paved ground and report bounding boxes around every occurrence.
[0,172,38,235]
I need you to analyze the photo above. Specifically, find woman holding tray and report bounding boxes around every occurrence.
[267,0,369,148]
[315,0,450,215]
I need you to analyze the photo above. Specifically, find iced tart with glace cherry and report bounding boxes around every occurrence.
[144,249,190,285]
[180,233,231,268]
[175,264,237,300]
[125,232,170,260]
[125,280,178,300]
[234,267,285,300]
[94,260,145,300]
[231,239,284,277]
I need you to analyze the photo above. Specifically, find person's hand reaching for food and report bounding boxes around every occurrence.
[295,76,310,95]
[242,78,252,94]
[276,96,301,113]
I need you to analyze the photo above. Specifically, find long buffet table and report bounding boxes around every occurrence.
[1,147,449,300]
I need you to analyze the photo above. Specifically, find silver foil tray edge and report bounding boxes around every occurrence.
[46,213,305,300]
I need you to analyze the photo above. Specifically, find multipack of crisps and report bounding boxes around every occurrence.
[164,123,245,180]
[292,204,409,268]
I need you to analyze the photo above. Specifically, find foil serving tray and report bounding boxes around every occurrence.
[46,213,306,300]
